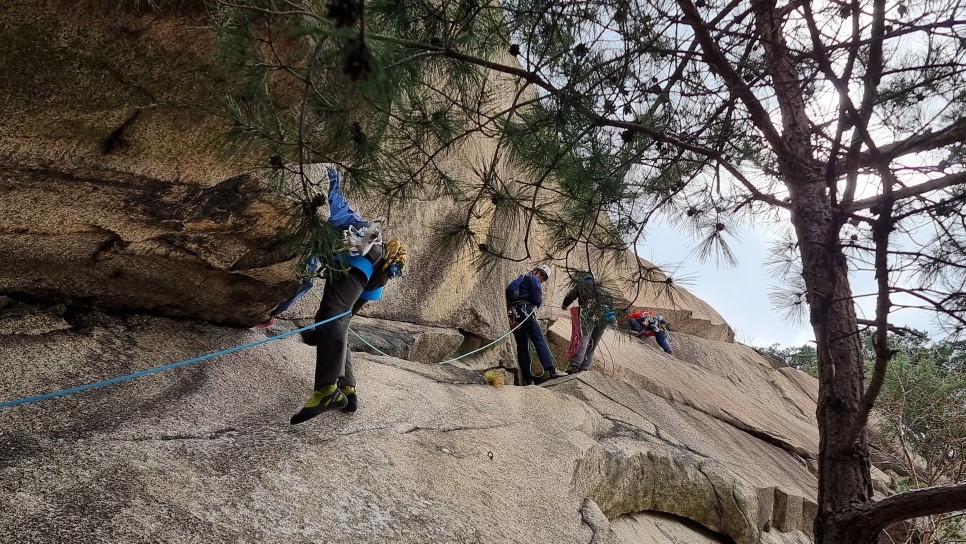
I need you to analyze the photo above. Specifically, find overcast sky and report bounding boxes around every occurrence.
[636,220,809,347]
[637,218,945,349]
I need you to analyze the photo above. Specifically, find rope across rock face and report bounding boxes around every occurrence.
[346,306,537,366]
[0,310,353,410]
[0,290,557,410]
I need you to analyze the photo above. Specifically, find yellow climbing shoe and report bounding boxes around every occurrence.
[340,385,358,413]
[290,385,348,425]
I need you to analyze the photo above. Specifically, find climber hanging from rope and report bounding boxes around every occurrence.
[290,166,407,425]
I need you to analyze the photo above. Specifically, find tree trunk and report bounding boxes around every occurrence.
[788,178,876,544]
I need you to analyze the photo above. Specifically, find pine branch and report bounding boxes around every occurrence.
[848,119,966,171]
[848,171,966,213]
[371,22,789,211]
[851,484,966,536]
[676,0,790,159]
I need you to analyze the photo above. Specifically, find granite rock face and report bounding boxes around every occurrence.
[0,1,294,327]
[0,0,732,344]
[0,308,815,544]
[0,167,298,327]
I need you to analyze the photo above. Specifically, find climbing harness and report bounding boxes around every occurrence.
[343,217,384,256]
[0,310,352,410]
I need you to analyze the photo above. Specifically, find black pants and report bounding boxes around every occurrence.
[510,303,554,383]
[312,247,387,389]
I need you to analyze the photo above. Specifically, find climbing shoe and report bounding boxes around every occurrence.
[534,368,563,384]
[565,365,580,375]
[290,385,348,425]
[340,385,358,413]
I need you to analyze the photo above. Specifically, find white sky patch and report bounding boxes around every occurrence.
[638,207,948,348]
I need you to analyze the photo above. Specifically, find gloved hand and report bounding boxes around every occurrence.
[382,238,407,278]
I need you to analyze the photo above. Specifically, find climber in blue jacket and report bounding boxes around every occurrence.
[506,264,560,385]
[290,166,406,424]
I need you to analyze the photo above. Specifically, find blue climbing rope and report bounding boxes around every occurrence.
[0,290,553,410]
[0,310,352,410]
[310,286,538,365]
[346,307,536,365]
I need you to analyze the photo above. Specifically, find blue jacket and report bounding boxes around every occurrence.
[512,273,544,307]
[326,166,369,230]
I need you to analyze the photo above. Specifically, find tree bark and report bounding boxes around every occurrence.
[748,0,877,540]
[788,177,876,544]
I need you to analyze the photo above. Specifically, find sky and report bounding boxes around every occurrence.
[637,219,813,348]
[638,218,947,348]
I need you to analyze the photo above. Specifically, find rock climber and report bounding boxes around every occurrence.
[505,264,560,385]
[627,310,672,354]
[561,270,615,374]
[290,166,407,424]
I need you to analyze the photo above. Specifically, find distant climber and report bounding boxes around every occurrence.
[561,270,615,374]
[290,166,407,425]
[627,310,672,354]
[506,264,560,385]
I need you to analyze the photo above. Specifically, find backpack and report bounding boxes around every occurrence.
[628,310,647,321]
[505,275,526,306]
